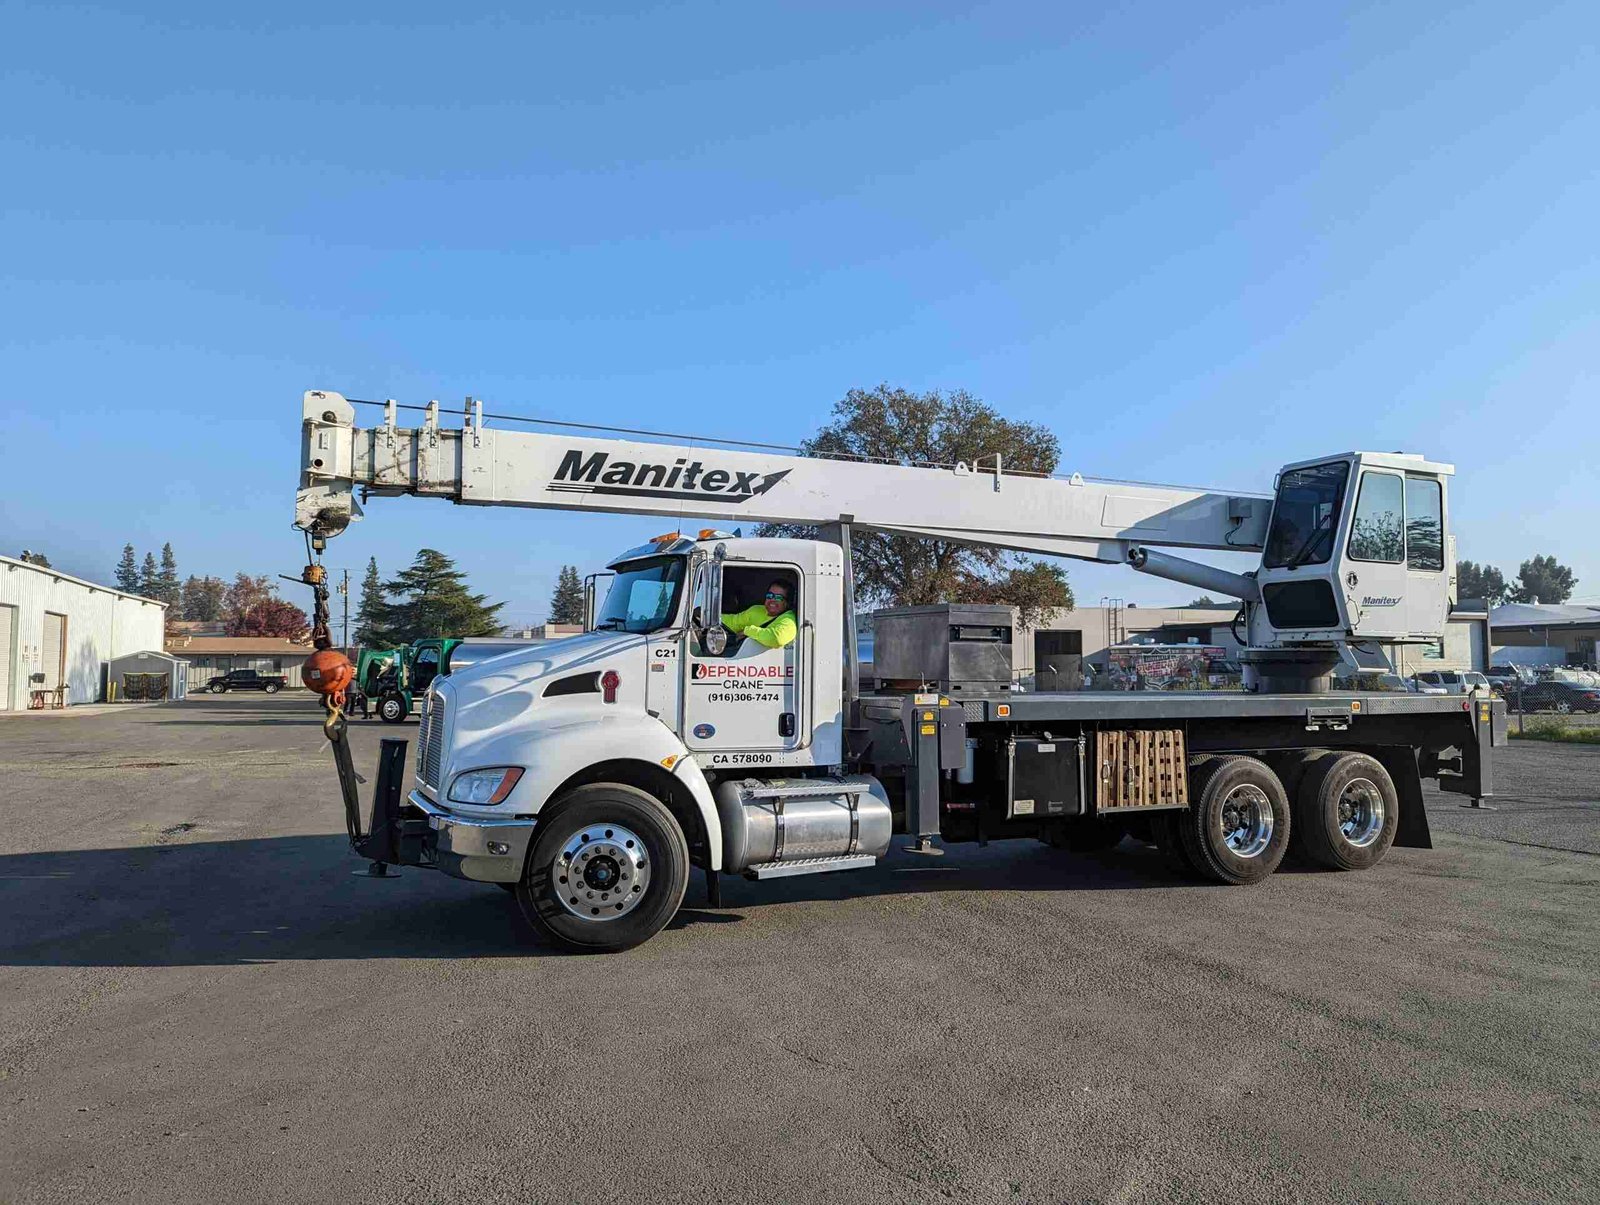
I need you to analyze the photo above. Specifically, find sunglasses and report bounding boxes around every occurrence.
[764,592,788,601]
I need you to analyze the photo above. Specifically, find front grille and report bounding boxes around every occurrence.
[420,692,446,789]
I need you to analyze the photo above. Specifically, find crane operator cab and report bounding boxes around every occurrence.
[590,533,843,767]
[1248,452,1454,686]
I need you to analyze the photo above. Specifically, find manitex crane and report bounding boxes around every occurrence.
[295,389,1502,953]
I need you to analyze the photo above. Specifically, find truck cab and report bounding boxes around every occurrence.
[400,531,888,950]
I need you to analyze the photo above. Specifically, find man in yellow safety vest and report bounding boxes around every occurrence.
[722,580,798,649]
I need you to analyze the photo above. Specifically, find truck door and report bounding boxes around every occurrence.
[1342,467,1409,640]
[1402,475,1448,638]
[682,562,802,755]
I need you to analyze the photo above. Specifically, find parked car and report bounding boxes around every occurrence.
[1409,672,1449,695]
[206,668,287,694]
[1518,681,1600,714]
[1485,665,1535,697]
[1411,670,1490,696]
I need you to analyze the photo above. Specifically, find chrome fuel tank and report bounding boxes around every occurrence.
[713,775,893,873]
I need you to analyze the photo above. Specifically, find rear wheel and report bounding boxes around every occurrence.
[264,682,280,694]
[515,783,690,953]
[210,683,226,694]
[1178,756,1291,885]
[1294,752,1398,871]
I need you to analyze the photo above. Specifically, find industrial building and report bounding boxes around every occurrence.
[0,554,168,709]
[162,635,314,692]
[1489,602,1600,668]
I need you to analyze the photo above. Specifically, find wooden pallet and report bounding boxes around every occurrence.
[1096,728,1188,810]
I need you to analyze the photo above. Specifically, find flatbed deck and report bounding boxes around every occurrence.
[943,689,1484,723]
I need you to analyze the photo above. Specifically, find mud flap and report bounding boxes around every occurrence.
[1380,748,1433,850]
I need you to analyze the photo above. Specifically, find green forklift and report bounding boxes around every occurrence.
[367,637,541,723]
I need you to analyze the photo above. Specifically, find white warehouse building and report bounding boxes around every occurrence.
[0,555,168,710]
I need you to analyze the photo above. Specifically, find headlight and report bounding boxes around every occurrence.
[447,767,525,805]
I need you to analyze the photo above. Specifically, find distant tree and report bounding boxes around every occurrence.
[224,574,307,637]
[181,575,227,621]
[955,561,1074,630]
[757,385,1068,613]
[1455,561,1508,606]
[19,550,51,567]
[1186,595,1218,608]
[354,557,385,645]
[115,544,140,592]
[1508,555,1577,605]
[157,543,181,606]
[549,565,585,625]
[227,597,310,638]
[139,551,159,598]
[370,549,504,644]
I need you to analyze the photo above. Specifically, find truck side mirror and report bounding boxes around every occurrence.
[702,545,728,655]
[582,572,613,633]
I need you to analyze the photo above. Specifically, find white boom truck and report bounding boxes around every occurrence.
[297,390,1505,952]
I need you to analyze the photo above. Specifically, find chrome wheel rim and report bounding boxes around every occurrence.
[1337,777,1385,848]
[552,823,651,921]
[1218,784,1274,859]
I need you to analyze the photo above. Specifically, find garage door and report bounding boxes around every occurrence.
[0,605,14,710]
[42,611,66,692]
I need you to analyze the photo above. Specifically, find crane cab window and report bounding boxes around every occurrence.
[1349,471,1405,563]
[1405,477,1444,571]
[1264,462,1349,569]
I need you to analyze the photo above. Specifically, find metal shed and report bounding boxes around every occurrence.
[106,650,190,702]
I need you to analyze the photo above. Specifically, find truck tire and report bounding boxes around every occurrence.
[378,694,408,723]
[264,682,280,694]
[210,683,226,694]
[1294,752,1399,871]
[516,783,690,953]
[1149,810,1202,877]
[1178,756,1291,885]
[1268,750,1327,862]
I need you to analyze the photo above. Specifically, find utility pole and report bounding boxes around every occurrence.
[339,568,350,649]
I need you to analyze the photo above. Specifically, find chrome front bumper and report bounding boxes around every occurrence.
[407,790,535,884]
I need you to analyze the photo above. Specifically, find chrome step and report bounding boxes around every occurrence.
[744,854,878,880]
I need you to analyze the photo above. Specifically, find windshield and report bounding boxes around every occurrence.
[594,555,686,634]
[1264,462,1350,569]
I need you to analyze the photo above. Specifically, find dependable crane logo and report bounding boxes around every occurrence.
[549,449,792,504]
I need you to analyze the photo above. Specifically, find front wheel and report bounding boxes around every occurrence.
[515,783,690,953]
[1178,756,1292,885]
[377,694,408,723]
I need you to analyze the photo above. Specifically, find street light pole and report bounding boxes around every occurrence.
[341,568,351,649]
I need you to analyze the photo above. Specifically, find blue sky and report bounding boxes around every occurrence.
[4,1,1597,624]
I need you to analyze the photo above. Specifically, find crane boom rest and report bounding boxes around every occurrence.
[293,389,1502,954]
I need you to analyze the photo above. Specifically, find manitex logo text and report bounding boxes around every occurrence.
[692,663,795,684]
[550,449,791,505]
[1362,595,1402,607]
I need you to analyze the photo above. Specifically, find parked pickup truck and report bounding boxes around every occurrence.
[206,668,287,694]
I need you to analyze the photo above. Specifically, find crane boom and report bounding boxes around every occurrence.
[297,391,1269,571]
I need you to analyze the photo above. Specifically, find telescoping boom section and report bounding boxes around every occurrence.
[297,390,1270,566]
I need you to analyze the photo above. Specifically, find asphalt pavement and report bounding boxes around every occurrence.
[1,695,1596,1203]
